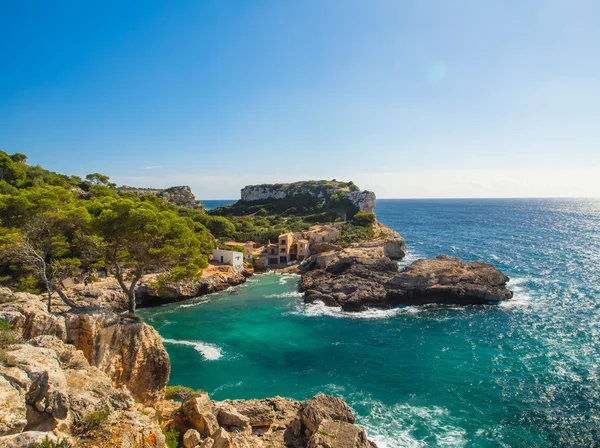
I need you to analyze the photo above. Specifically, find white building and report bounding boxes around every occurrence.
[212,249,244,273]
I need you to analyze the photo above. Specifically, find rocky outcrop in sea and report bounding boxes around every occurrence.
[301,255,513,311]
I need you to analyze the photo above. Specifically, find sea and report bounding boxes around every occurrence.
[139,198,600,447]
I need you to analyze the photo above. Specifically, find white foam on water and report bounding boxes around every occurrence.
[291,300,417,320]
[211,381,243,395]
[266,291,304,299]
[162,338,223,360]
[178,298,210,309]
[354,397,467,448]
[501,277,534,308]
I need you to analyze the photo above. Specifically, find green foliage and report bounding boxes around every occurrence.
[32,436,70,448]
[205,215,236,238]
[0,320,18,367]
[165,384,204,402]
[334,223,375,247]
[0,150,216,307]
[162,427,180,448]
[352,211,376,226]
[80,406,110,433]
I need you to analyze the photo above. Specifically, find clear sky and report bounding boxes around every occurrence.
[1,1,599,199]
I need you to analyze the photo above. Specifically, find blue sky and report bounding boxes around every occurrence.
[1,0,599,198]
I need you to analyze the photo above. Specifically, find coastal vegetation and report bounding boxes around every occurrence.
[0,150,380,312]
[0,150,214,314]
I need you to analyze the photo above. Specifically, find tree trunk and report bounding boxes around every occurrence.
[127,288,136,314]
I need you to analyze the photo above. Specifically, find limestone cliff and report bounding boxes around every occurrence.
[118,185,204,210]
[239,180,375,214]
[0,288,169,405]
[0,335,165,447]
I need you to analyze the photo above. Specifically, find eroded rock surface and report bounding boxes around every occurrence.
[302,255,512,311]
[0,296,169,405]
[0,336,165,447]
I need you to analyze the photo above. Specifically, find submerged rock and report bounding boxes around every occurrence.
[301,254,512,311]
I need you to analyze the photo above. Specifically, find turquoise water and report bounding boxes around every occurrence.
[140,199,600,447]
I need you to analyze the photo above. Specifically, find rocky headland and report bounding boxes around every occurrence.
[301,254,513,311]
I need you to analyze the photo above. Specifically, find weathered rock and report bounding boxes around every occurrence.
[136,270,247,308]
[118,185,204,210]
[183,395,219,436]
[0,431,58,447]
[183,428,202,448]
[64,307,169,405]
[212,427,233,448]
[218,399,275,427]
[385,255,513,305]
[199,438,215,448]
[215,404,250,428]
[308,420,376,448]
[0,376,27,435]
[296,394,355,437]
[0,336,165,447]
[302,254,512,311]
[2,298,169,405]
[302,257,398,311]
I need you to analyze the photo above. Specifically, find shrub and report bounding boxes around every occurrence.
[32,437,70,448]
[162,427,180,448]
[352,211,376,226]
[80,406,110,433]
[164,385,204,402]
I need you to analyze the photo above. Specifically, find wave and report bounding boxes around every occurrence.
[501,277,534,308]
[352,396,467,448]
[211,380,243,395]
[265,291,304,299]
[162,338,223,360]
[290,300,419,320]
[178,298,210,309]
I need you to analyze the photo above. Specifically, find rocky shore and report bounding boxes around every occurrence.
[0,288,378,447]
[301,254,513,311]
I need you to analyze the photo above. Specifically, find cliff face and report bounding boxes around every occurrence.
[118,185,204,210]
[0,335,165,447]
[240,181,376,213]
[0,288,169,405]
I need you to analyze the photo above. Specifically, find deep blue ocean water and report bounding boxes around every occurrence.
[140,198,600,447]
[201,199,236,210]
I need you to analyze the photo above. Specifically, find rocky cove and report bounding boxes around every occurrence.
[0,287,379,447]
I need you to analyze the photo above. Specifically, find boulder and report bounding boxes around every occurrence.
[0,376,27,435]
[212,427,233,448]
[219,399,275,427]
[200,437,215,448]
[0,431,58,447]
[307,420,376,448]
[183,428,202,448]
[215,404,250,428]
[183,395,219,437]
[295,394,355,437]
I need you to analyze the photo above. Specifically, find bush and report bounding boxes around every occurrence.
[165,385,204,402]
[0,320,16,348]
[80,406,110,433]
[32,437,70,448]
[352,211,376,226]
[162,427,180,448]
